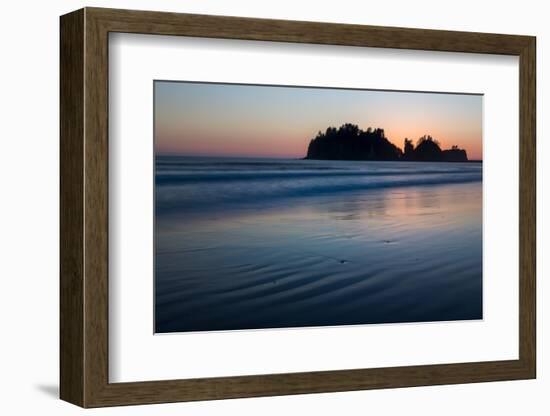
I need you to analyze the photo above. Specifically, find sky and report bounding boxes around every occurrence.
[155,81,483,160]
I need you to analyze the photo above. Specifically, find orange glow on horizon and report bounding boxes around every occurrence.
[155,82,483,161]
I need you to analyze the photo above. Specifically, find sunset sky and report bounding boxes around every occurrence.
[155,81,483,161]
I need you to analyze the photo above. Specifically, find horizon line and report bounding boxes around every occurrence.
[156,153,483,162]
[155,123,481,160]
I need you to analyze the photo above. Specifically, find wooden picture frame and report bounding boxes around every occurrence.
[60,7,536,408]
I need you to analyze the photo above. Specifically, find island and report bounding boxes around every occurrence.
[305,123,469,162]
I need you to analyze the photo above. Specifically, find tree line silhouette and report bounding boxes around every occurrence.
[305,123,468,162]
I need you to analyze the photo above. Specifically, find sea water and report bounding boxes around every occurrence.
[155,156,482,333]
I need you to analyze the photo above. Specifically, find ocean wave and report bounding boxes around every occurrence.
[156,174,481,213]
[155,168,480,185]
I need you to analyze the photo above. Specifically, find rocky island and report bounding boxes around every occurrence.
[305,123,468,162]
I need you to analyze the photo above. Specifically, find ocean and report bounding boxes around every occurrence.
[154,156,483,333]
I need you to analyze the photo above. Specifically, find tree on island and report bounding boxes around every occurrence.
[305,124,468,162]
[306,123,402,161]
[403,138,414,160]
[413,135,443,161]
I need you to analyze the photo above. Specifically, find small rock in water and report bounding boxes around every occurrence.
[339,260,347,264]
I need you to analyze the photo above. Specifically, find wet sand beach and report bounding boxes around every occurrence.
[155,157,482,333]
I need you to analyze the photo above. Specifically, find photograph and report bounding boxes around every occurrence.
[53,5,537,409]
[154,80,483,333]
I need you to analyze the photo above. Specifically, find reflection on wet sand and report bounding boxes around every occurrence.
[155,158,482,333]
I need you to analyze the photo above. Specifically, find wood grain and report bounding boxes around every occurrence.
[519,37,536,375]
[59,7,537,408]
[59,8,84,407]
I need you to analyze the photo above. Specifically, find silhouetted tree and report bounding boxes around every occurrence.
[413,135,443,161]
[305,125,467,162]
[442,146,468,162]
[403,138,414,160]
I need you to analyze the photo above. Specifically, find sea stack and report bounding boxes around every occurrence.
[305,125,468,162]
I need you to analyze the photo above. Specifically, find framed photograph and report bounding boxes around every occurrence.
[60,7,536,407]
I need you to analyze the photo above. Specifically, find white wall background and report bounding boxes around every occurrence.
[0,0,545,414]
